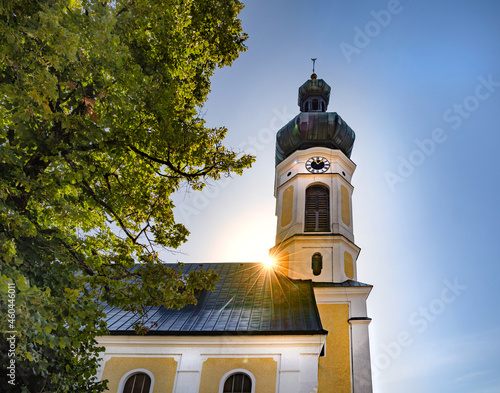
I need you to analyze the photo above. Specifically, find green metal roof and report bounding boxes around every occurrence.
[275,112,355,165]
[298,78,331,107]
[104,263,327,336]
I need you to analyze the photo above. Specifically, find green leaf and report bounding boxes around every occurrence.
[15,276,29,291]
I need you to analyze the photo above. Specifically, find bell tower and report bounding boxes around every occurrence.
[270,73,359,283]
[269,71,374,393]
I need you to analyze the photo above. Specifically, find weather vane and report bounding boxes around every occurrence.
[311,58,317,79]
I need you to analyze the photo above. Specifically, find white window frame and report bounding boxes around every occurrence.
[219,368,256,393]
[117,368,155,393]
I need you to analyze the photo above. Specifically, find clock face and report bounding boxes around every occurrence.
[305,157,330,173]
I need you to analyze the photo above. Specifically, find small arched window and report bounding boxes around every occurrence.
[305,185,330,232]
[122,372,151,393]
[304,101,309,112]
[223,373,252,393]
[312,99,319,110]
[312,253,323,276]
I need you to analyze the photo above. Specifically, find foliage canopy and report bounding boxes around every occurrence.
[0,0,251,391]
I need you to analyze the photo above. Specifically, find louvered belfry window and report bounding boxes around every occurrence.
[305,185,330,232]
[123,373,151,393]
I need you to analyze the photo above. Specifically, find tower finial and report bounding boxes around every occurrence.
[311,58,317,80]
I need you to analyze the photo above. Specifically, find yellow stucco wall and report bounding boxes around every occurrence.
[317,304,351,393]
[199,357,277,393]
[276,251,289,276]
[281,185,294,227]
[101,357,177,393]
[340,185,351,227]
[344,252,354,279]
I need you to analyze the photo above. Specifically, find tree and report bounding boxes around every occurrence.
[0,0,252,391]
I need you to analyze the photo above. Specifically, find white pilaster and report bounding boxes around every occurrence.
[95,353,110,382]
[278,352,300,393]
[278,351,320,393]
[172,352,203,393]
[349,318,373,393]
[299,354,320,393]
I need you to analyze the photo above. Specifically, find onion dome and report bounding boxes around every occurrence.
[298,77,331,112]
[275,76,355,165]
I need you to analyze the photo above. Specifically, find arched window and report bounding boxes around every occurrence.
[305,185,330,232]
[304,101,309,112]
[122,372,152,393]
[312,99,319,110]
[223,373,252,393]
[312,253,323,276]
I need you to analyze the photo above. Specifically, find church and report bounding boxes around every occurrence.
[96,73,374,393]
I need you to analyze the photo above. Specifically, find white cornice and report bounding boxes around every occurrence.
[97,334,326,348]
[276,147,356,175]
[273,234,361,255]
[348,319,372,326]
[96,334,327,361]
[314,285,372,298]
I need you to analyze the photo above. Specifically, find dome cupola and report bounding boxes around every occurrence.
[275,75,355,165]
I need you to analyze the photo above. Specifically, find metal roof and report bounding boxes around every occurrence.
[275,112,355,165]
[104,263,327,336]
[298,78,331,107]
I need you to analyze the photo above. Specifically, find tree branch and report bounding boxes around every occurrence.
[116,1,134,17]
[80,179,137,244]
[58,238,95,276]
[127,144,216,179]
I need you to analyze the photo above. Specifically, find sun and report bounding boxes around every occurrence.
[263,255,276,268]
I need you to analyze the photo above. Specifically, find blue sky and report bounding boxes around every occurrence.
[170,1,500,392]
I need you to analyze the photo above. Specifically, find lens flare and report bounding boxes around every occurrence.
[263,255,275,268]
